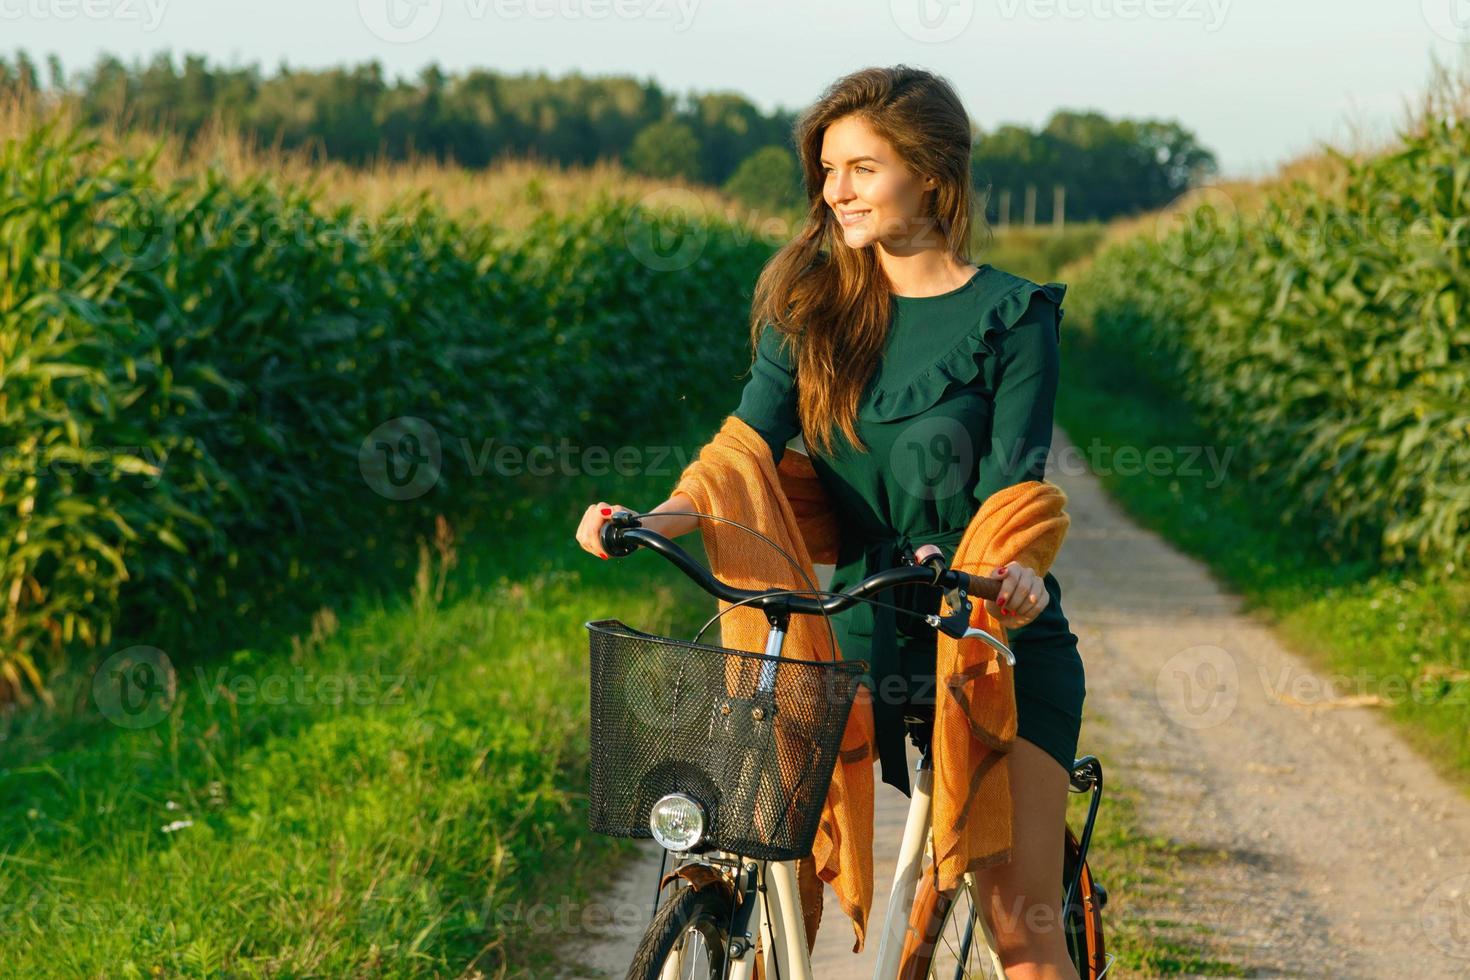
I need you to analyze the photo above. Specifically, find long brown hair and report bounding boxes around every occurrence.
[749,65,986,458]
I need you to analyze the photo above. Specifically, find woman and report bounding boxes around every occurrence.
[577,65,1085,980]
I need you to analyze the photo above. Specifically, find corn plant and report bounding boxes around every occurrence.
[0,115,771,704]
[1074,112,1470,574]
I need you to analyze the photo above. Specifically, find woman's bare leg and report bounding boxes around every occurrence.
[971,736,1081,980]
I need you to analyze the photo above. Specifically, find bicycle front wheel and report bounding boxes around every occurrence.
[626,882,732,980]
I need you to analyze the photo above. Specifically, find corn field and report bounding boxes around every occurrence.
[0,115,771,704]
[1071,107,1470,574]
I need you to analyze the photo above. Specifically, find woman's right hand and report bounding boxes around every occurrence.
[575,501,632,560]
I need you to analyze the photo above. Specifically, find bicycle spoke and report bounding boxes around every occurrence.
[662,923,707,980]
[921,881,1004,980]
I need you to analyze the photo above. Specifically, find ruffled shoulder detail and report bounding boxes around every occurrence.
[858,273,1067,422]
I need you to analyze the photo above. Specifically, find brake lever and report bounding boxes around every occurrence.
[964,624,1017,666]
[926,583,1017,667]
[908,544,1018,667]
[927,611,1017,666]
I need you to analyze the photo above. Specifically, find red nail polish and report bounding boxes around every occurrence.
[600,507,611,516]
[600,554,608,560]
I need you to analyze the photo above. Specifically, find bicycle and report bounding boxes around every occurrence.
[587,509,1111,979]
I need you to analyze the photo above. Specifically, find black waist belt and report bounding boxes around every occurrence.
[847,528,961,799]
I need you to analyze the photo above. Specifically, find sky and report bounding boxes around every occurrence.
[5,0,1468,179]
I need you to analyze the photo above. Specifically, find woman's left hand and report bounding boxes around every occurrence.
[984,561,1048,628]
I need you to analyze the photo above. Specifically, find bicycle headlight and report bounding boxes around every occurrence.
[649,793,706,851]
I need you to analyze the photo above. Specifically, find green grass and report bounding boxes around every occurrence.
[0,425,720,977]
[1053,323,1470,795]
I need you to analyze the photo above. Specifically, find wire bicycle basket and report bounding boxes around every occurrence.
[585,618,867,862]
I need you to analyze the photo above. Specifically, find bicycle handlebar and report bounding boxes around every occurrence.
[599,511,1003,626]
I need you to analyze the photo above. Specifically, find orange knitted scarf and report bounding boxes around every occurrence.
[669,413,1070,955]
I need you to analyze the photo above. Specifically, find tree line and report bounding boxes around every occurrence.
[1,50,1217,222]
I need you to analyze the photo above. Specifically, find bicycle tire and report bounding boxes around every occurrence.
[1063,826,1108,978]
[625,882,732,980]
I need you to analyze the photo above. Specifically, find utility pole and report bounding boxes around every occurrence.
[998,189,1010,228]
[1053,184,1066,231]
[1024,183,1036,227]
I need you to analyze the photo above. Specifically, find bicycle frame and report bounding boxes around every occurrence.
[603,514,1103,977]
[659,623,1009,980]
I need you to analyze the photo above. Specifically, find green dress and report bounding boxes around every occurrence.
[732,264,1085,796]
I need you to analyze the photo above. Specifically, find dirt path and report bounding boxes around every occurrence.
[571,426,1470,978]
